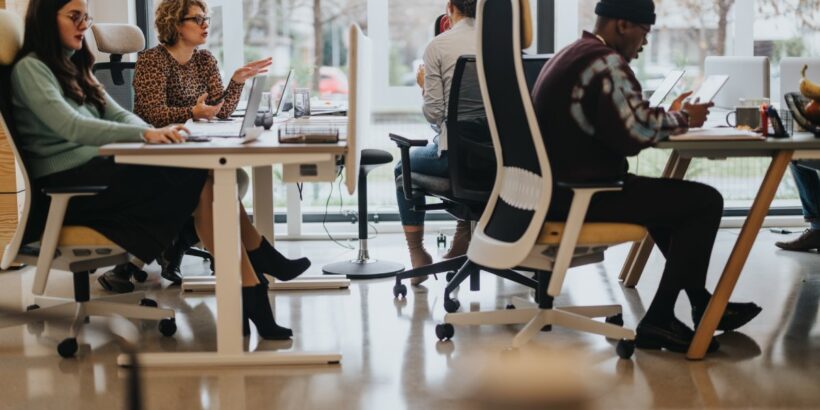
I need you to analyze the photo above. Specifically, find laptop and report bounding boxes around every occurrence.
[185,76,265,143]
[232,70,294,118]
[648,70,685,107]
[689,74,730,104]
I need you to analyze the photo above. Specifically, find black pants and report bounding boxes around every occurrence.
[547,174,724,293]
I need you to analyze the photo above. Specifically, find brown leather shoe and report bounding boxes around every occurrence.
[775,229,820,252]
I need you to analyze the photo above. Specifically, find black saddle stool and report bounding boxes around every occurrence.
[322,149,405,279]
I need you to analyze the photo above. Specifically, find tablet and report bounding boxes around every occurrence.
[689,74,729,103]
[648,70,685,107]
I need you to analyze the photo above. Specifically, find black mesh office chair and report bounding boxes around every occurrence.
[390,55,549,313]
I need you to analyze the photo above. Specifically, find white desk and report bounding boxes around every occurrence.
[101,133,345,367]
[179,119,351,293]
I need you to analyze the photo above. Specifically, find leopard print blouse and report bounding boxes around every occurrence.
[133,45,243,127]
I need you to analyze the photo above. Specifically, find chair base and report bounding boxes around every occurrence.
[322,259,405,280]
[0,291,175,357]
[443,304,633,348]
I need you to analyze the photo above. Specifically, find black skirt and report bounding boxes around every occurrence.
[33,156,208,263]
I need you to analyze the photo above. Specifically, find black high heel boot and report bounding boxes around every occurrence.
[241,285,292,340]
[247,237,311,282]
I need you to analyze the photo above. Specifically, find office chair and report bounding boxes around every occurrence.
[322,149,405,279]
[0,10,176,358]
[435,0,646,359]
[90,23,144,112]
[390,54,539,312]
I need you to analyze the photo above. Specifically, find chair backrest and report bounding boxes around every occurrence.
[704,56,769,109]
[467,0,553,270]
[779,57,820,109]
[91,24,145,111]
[446,55,493,201]
[522,54,552,90]
[0,10,37,269]
[344,24,370,195]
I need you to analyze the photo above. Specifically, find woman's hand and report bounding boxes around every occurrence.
[416,64,425,88]
[143,124,189,144]
[232,57,273,84]
[192,93,224,121]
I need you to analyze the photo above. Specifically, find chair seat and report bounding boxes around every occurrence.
[537,222,646,246]
[361,148,393,166]
[58,226,117,247]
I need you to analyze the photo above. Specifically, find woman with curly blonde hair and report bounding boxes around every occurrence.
[129,0,310,340]
[134,0,271,127]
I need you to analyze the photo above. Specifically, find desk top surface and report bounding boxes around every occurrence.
[656,131,820,151]
[100,131,348,157]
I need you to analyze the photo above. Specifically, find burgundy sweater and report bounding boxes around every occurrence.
[531,32,688,184]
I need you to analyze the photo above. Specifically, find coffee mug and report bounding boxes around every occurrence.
[726,107,760,128]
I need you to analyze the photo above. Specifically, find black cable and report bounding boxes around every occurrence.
[322,171,354,249]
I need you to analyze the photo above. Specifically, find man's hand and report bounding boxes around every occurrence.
[669,91,693,112]
[192,93,224,121]
[682,98,715,128]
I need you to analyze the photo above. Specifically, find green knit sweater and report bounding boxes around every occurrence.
[11,53,149,179]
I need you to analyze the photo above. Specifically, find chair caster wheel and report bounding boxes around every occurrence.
[139,298,158,308]
[132,269,148,283]
[506,304,516,310]
[445,271,456,282]
[606,313,624,326]
[616,339,635,359]
[158,318,177,337]
[57,338,78,358]
[435,323,454,341]
[443,297,460,313]
[26,304,40,311]
[393,284,407,298]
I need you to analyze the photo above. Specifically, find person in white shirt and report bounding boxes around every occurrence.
[394,0,478,285]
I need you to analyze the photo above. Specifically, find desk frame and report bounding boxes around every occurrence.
[617,134,820,360]
[100,146,344,368]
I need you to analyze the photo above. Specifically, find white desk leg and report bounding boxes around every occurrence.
[252,165,274,240]
[213,168,244,355]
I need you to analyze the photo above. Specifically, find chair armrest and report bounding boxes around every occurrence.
[389,133,428,148]
[42,186,108,196]
[31,185,107,295]
[389,134,427,200]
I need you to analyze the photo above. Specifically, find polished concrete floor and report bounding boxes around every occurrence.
[0,228,818,410]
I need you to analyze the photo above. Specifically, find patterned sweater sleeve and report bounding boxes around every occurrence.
[133,49,192,127]
[572,53,689,157]
[201,50,243,119]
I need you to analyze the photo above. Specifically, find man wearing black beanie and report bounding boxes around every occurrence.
[531,0,762,354]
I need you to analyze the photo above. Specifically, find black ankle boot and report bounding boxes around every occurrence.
[158,240,187,284]
[241,285,292,340]
[247,237,311,282]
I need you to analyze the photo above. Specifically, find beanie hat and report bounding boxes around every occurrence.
[595,0,656,25]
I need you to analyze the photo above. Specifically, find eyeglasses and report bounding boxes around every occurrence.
[180,15,211,27]
[59,12,94,28]
[636,23,652,34]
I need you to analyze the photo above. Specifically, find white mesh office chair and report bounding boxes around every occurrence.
[0,10,176,358]
[435,0,646,358]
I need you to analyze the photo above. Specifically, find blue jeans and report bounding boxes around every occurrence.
[791,161,820,230]
[394,142,449,226]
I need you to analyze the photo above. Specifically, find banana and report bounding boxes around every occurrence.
[800,65,820,100]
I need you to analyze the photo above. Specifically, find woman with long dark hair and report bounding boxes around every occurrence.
[11,0,299,340]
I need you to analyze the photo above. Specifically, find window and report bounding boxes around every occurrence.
[387,0,444,86]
